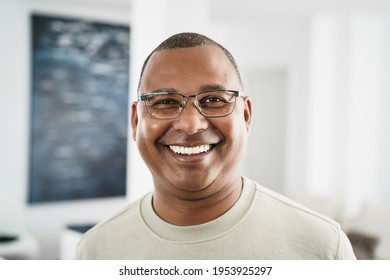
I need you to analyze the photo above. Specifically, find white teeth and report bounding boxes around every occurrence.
[169,144,212,155]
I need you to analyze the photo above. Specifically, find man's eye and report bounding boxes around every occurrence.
[202,96,225,103]
[157,99,179,105]
[201,96,227,104]
[199,96,227,108]
[150,98,181,108]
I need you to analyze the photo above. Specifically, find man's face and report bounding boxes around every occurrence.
[132,45,252,199]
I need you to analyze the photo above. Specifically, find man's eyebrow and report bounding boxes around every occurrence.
[146,84,226,94]
[199,84,226,91]
[149,88,178,93]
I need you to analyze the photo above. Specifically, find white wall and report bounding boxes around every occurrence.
[240,69,287,194]
[0,0,29,235]
[306,15,390,217]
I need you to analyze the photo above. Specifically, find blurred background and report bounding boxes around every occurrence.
[0,0,389,260]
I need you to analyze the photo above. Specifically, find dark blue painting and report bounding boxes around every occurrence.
[29,14,130,203]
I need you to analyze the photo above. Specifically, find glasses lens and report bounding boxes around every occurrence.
[143,93,183,119]
[197,90,236,117]
[141,90,237,119]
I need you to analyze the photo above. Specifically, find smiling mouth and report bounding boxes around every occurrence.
[169,144,212,155]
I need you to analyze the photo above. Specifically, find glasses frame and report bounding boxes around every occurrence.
[138,89,243,119]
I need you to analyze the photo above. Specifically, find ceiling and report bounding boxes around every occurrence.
[210,0,390,21]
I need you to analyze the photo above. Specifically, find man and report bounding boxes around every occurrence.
[77,32,356,259]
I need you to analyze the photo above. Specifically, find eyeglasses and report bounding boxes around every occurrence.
[138,90,243,119]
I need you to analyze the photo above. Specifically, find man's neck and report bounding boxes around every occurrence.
[152,177,243,226]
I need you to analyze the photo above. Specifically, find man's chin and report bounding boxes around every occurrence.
[169,176,217,197]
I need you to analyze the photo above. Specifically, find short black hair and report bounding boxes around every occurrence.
[137,32,242,92]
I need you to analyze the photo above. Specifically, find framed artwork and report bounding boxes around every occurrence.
[28,14,130,203]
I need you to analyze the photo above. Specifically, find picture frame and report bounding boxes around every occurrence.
[28,13,130,203]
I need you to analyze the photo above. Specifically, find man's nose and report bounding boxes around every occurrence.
[172,100,208,135]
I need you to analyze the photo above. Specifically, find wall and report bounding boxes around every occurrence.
[305,15,390,217]
[240,69,287,194]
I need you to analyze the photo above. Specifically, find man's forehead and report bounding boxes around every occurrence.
[140,45,240,92]
[148,44,229,66]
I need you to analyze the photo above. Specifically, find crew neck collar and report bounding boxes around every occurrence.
[139,177,256,243]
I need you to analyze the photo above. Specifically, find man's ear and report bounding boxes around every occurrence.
[243,96,252,132]
[130,101,138,141]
